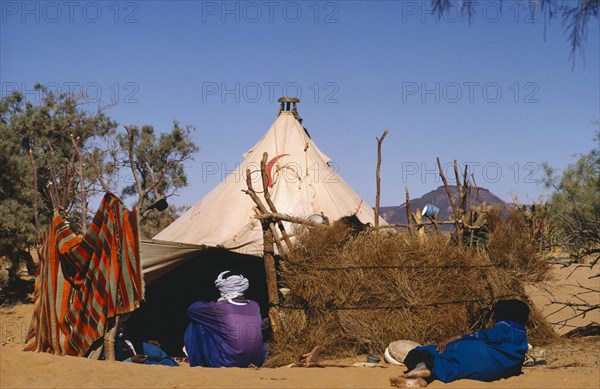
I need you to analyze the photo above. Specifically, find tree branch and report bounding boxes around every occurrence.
[71,134,87,231]
[28,149,41,244]
[124,125,146,213]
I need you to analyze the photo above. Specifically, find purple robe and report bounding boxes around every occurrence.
[184,300,265,367]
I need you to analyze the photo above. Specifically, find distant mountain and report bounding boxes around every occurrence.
[380,185,506,225]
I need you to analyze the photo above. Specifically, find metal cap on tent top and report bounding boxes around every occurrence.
[278,96,299,113]
[277,96,304,126]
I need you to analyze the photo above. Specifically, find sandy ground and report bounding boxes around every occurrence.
[1,263,598,389]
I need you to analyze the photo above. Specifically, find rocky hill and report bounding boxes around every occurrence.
[380,185,506,225]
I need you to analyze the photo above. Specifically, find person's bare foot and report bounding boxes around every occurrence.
[297,346,323,367]
[390,376,428,387]
[402,363,431,379]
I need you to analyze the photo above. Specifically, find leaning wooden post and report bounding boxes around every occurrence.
[374,130,389,228]
[241,168,285,254]
[405,186,416,237]
[413,207,425,243]
[453,160,464,213]
[460,164,470,211]
[103,315,120,361]
[257,213,323,228]
[262,220,282,339]
[260,152,293,251]
[243,168,282,339]
[437,157,463,242]
[431,212,441,234]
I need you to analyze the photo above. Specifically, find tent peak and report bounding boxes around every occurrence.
[277,96,302,123]
[278,96,299,112]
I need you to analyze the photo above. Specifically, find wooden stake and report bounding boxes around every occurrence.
[459,163,470,211]
[413,207,425,243]
[263,219,282,339]
[405,186,415,237]
[453,160,463,212]
[373,220,455,230]
[242,168,282,339]
[260,152,293,252]
[374,130,389,228]
[256,212,324,228]
[437,157,463,241]
[432,212,441,234]
[243,169,269,214]
[103,315,120,362]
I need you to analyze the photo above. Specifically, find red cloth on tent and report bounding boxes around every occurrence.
[24,193,144,356]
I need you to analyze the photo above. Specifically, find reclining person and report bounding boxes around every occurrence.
[115,322,178,366]
[390,299,530,388]
[184,271,266,367]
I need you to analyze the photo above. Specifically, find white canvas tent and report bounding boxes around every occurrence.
[153,101,384,259]
[132,101,386,354]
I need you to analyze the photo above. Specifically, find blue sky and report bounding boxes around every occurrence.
[2,0,599,209]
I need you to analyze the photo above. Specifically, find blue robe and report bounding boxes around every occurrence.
[123,342,179,366]
[184,300,265,367]
[414,320,528,382]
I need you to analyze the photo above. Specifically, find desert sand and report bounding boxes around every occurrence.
[1,263,598,389]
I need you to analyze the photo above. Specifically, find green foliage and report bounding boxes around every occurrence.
[2,85,117,225]
[138,205,190,239]
[0,85,199,287]
[543,129,600,261]
[116,123,198,237]
[543,134,600,216]
[0,94,37,257]
[0,86,118,288]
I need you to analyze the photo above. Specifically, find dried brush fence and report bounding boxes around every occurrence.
[266,208,556,367]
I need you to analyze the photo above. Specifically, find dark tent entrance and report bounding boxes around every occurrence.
[126,248,269,357]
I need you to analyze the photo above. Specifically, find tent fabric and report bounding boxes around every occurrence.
[154,111,385,255]
[140,239,208,285]
[24,193,143,356]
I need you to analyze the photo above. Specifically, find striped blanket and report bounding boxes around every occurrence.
[24,193,144,356]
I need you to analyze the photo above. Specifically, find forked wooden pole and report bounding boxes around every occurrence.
[374,130,389,228]
[242,168,282,339]
[260,152,293,251]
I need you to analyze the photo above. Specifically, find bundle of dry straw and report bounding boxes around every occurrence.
[266,207,555,366]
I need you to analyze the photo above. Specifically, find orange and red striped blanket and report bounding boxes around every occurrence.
[24,193,144,356]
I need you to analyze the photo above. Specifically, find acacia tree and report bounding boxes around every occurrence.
[0,86,117,287]
[0,86,199,290]
[541,129,599,325]
[117,123,198,238]
[542,129,600,264]
[0,93,39,279]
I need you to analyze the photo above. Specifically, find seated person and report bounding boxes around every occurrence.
[390,299,529,388]
[184,271,266,367]
[116,324,178,367]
